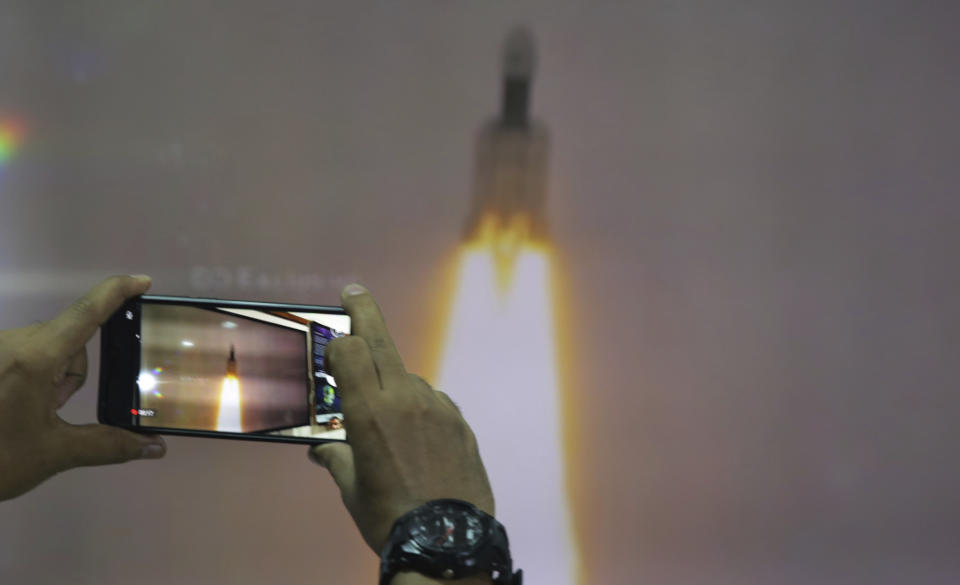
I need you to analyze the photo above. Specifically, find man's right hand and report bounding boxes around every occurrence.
[307,284,494,555]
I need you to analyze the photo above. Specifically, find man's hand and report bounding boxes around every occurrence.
[0,275,167,501]
[308,284,494,554]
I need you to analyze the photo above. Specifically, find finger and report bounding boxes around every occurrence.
[325,336,381,420]
[53,347,88,409]
[308,443,357,502]
[40,275,151,360]
[409,374,434,391]
[50,424,166,470]
[434,389,464,416]
[340,284,406,386]
[0,323,43,356]
[409,374,458,410]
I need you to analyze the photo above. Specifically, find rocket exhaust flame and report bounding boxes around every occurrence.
[472,212,538,293]
[438,236,576,585]
[216,345,243,432]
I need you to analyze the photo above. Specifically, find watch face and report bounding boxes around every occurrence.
[408,502,487,553]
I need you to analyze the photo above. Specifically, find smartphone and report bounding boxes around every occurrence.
[99,295,351,445]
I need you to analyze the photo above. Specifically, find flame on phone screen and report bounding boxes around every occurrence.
[216,374,243,432]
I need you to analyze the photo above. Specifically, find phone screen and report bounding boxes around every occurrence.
[100,297,350,443]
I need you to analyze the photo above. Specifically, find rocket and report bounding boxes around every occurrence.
[463,27,549,245]
[226,344,238,376]
[443,29,575,584]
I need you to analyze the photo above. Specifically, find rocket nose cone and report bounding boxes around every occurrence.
[503,26,536,78]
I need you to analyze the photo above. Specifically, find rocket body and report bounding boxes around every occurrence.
[226,345,238,377]
[465,122,549,240]
[464,27,549,244]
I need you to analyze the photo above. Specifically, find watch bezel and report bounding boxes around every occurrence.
[380,499,516,584]
[403,499,494,554]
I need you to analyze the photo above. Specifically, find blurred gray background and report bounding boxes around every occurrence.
[1,2,959,584]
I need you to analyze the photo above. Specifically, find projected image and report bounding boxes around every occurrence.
[137,303,349,440]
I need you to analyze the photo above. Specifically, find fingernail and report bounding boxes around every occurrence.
[129,274,152,285]
[141,443,165,459]
[343,283,367,296]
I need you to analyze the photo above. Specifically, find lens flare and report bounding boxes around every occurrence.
[0,117,25,166]
[435,219,578,585]
[216,374,243,432]
[137,372,158,392]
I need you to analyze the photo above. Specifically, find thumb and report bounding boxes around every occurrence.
[309,443,356,499]
[51,424,166,470]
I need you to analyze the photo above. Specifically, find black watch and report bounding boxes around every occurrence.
[379,499,523,585]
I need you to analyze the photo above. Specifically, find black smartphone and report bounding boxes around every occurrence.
[99,295,351,445]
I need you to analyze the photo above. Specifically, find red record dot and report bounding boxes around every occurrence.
[130,409,138,415]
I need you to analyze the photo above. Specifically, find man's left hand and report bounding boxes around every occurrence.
[0,275,167,502]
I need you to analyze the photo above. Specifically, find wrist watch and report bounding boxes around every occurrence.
[379,499,523,585]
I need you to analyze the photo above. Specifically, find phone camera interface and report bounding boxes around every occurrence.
[134,303,350,440]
